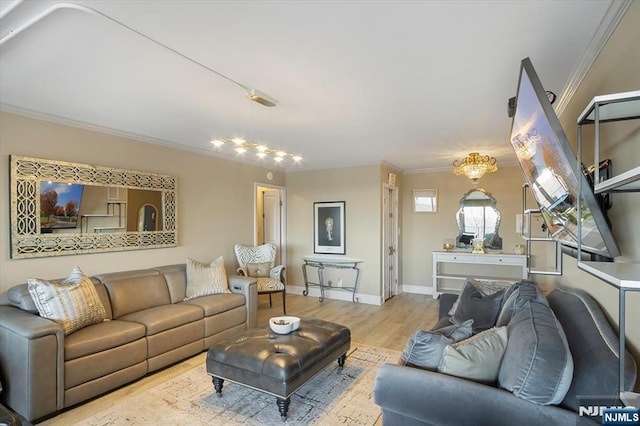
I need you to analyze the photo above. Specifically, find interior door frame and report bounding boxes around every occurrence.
[254,182,287,269]
[382,183,399,302]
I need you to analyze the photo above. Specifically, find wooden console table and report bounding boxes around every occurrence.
[432,251,527,298]
[302,255,363,302]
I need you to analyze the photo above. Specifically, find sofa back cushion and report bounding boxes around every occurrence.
[547,286,637,411]
[498,300,573,405]
[96,269,170,319]
[153,264,188,303]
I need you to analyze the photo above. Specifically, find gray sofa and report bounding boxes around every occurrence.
[0,263,258,422]
[374,282,637,425]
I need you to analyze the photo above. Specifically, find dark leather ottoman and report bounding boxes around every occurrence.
[206,317,351,419]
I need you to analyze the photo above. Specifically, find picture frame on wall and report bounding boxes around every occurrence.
[314,201,346,255]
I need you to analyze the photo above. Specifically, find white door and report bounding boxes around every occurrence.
[261,187,282,265]
[382,185,399,301]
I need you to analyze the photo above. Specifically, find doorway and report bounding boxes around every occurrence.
[255,183,286,266]
[382,184,399,301]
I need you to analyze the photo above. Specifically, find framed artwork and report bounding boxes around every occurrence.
[413,189,438,213]
[314,201,346,254]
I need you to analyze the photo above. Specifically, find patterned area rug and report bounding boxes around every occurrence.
[80,344,400,425]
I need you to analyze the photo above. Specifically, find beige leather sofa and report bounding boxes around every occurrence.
[0,263,257,422]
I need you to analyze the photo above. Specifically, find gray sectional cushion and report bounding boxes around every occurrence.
[448,278,512,316]
[496,280,547,327]
[400,320,473,370]
[452,280,504,333]
[498,300,573,405]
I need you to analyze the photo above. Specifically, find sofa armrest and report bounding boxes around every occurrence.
[373,364,596,426]
[228,275,258,328]
[438,293,458,318]
[0,305,64,421]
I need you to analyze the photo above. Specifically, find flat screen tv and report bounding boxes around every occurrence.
[40,181,84,232]
[509,57,619,260]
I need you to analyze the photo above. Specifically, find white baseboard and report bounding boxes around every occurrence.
[287,285,382,306]
[400,284,434,296]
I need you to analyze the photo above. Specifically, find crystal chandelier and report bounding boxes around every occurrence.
[452,152,498,185]
[210,137,302,164]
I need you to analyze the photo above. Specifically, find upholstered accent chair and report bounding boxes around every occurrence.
[234,243,286,314]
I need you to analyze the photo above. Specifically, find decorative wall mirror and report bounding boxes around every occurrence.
[455,188,502,250]
[10,155,177,258]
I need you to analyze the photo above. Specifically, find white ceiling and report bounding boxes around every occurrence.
[0,0,628,172]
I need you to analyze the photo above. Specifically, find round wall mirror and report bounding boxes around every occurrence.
[455,188,502,250]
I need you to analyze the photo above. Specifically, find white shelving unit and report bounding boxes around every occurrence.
[576,90,640,405]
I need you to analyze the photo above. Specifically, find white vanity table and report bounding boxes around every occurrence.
[432,251,528,298]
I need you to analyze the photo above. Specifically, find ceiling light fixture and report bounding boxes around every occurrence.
[246,88,278,107]
[210,137,302,164]
[511,128,539,160]
[453,152,498,185]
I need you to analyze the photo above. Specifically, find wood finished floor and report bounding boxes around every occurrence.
[38,293,439,425]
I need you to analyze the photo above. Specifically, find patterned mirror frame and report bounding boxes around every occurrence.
[10,155,177,258]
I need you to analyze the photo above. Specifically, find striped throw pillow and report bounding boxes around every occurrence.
[185,256,231,300]
[27,266,108,335]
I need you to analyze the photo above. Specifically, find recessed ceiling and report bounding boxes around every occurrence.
[0,0,628,171]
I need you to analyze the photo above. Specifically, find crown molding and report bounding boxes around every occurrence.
[554,0,632,117]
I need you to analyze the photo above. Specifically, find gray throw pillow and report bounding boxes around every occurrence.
[448,278,512,316]
[438,326,508,385]
[399,319,474,370]
[452,280,505,334]
[498,300,573,405]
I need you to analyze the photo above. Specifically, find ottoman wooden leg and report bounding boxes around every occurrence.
[276,397,290,420]
[338,353,346,368]
[212,376,224,397]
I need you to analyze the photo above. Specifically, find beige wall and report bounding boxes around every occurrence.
[0,112,285,291]
[553,1,640,358]
[401,165,527,290]
[286,165,383,302]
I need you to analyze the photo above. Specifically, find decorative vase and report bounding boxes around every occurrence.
[443,239,454,251]
[471,238,485,254]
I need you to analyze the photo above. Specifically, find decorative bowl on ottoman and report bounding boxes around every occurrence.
[269,316,301,334]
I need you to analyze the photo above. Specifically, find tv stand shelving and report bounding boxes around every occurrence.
[576,90,640,405]
[80,201,127,233]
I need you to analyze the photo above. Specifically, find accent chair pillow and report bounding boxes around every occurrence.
[452,280,505,334]
[498,300,573,405]
[399,319,474,370]
[438,326,508,385]
[27,266,108,335]
[185,256,231,301]
[246,262,272,278]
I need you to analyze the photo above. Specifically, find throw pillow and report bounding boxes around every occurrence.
[498,300,573,405]
[246,262,271,278]
[448,278,511,316]
[496,280,547,327]
[27,266,107,335]
[399,319,474,370]
[451,280,505,334]
[185,256,231,301]
[438,326,508,385]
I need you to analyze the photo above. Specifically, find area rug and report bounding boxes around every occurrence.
[79,344,400,425]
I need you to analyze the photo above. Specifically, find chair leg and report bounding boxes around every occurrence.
[269,293,273,307]
[282,290,286,315]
